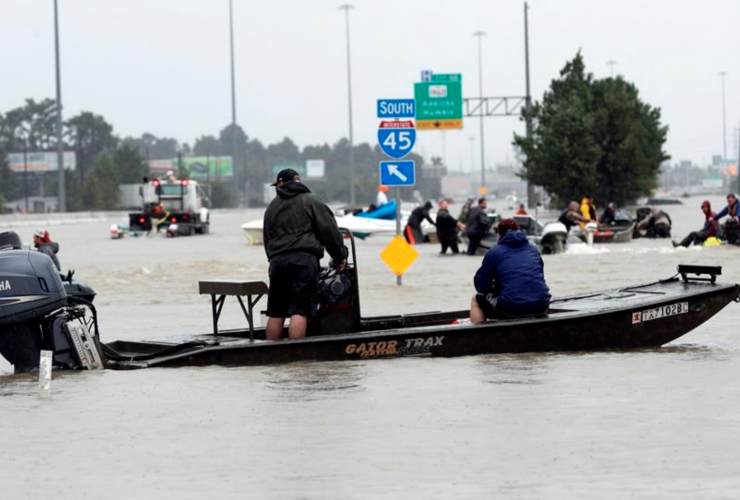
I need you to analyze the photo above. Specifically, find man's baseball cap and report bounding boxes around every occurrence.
[271,168,300,186]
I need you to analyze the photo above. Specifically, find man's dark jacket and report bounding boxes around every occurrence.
[408,203,435,229]
[263,181,346,262]
[436,209,458,242]
[474,231,550,312]
[466,207,491,237]
[38,242,61,271]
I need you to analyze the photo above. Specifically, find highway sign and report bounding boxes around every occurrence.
[378,120,416,159]
[379,160,415,187]
[377,99,415,119]
[432,73,461,82]
[414,73,463,130]
[380,235,419,276]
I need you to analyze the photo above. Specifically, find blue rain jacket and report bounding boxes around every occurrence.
[473,231,551,312]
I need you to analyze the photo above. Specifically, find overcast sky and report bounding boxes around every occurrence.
[2,0,739,174]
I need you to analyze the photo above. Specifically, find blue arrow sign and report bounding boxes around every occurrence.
[377,99,416,119]
[378,120,416,159]
[379,160,415,187]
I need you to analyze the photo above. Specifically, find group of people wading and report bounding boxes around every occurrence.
[402,196,496,256]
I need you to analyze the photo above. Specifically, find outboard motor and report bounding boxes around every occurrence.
[0,232,104,373]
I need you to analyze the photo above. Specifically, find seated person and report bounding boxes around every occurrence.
[673,200,719,247]
[637,208,672,238]
[599,202,618,225]
[713,193,739,244]
[515,203,528,216]
[33,228,61,271]
[558,201,589,232]
[470,219,551,323]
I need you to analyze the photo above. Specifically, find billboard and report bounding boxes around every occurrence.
[7,152,76,173]
[148,156,233,178]
[271,160,325,178]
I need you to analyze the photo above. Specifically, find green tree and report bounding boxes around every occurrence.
[65,112,117,178]
[514,52,668,207]
[114,144,148,184]
[208,180,234,208]
[0,148,17,204]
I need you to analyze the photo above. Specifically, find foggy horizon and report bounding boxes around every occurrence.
[2,0,740,172]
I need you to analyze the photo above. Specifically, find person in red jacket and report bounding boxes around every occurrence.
[673,200,719,247]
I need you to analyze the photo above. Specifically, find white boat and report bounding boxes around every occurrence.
[241,214,406,245]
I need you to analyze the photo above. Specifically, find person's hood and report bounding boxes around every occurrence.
[276,181,311,199]
[498,230,528,248]
[43,241,59,254]
[701,200,712,219]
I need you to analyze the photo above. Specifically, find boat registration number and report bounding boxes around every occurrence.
[633,302,689,324]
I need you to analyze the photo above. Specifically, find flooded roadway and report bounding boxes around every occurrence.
[1,196,739,499]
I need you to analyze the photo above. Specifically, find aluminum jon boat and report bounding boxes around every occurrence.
[102,262,739,370]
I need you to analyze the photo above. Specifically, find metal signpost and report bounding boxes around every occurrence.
[377,99,419,286]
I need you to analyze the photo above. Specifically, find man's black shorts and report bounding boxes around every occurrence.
[266,251,320,318]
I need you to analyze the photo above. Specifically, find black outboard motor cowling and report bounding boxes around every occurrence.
[0,245,104,373]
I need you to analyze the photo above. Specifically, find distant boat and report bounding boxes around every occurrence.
[647,197,683,205]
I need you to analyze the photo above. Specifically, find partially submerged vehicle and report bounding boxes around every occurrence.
[1,229,738,373]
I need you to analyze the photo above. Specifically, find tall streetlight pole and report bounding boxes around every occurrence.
[607,60,617,77]
[524,2,535,208]
[339,4,356,205]
[473,31,486,192]
[719,71,728,162]
[229,0,239,205]
[53,0,66,212]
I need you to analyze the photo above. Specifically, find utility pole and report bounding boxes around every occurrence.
[720,71,728,162]
[473,31,486,192]
[524,2,536,208]
[53,0,66,212]
[229,0,239,206]
[340,4,356,205]
[607,60,617,77]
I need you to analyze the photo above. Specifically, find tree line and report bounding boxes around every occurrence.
[0,99,432,211]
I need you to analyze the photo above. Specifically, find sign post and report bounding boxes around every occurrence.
[377,99,418,286]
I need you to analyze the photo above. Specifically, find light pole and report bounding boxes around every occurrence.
[53,0,66,212]
[229,0,239,205]
[468,136,475,172]
[15,127,29,213]
[607,60,617,77]
[339,4,356,205]
[524,1,535,208]
[473,30,486,192]
[720,71,728,162]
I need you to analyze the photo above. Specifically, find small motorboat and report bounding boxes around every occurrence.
[101,264,738,369]
[577,221,636,244]
[513,215,568,254]
[0,226,737,372]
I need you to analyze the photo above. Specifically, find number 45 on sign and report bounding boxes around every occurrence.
[378,121,416,159]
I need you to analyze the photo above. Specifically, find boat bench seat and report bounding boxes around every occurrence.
[198,280,269,340]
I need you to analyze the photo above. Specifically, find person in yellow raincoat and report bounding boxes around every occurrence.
[579,196,597,228]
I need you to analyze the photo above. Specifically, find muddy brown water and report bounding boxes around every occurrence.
[1,196,739,499]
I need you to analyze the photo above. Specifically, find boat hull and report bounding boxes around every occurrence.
[105,280,739,370]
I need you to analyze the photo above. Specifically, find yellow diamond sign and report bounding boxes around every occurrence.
[380,235,419,276]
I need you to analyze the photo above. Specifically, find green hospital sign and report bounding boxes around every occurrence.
[414,73,463,130]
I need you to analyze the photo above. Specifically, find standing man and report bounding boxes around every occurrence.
[263,169,347,340]
[33,228,61,271]
[465,198,491,255]
[404,201,435,245]
[436,199,465,255]
[375,185,389,207]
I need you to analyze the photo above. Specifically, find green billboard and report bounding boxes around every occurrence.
[178,156,233,178]
[414,73,463,130]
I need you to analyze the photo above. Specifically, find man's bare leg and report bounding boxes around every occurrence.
[470,295,486,324]
[266,317,285,340]
[288,315,308,339]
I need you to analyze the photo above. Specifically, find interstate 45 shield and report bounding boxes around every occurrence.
[377,120,416,159]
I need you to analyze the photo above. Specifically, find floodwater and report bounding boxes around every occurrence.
[1,196,739,499]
